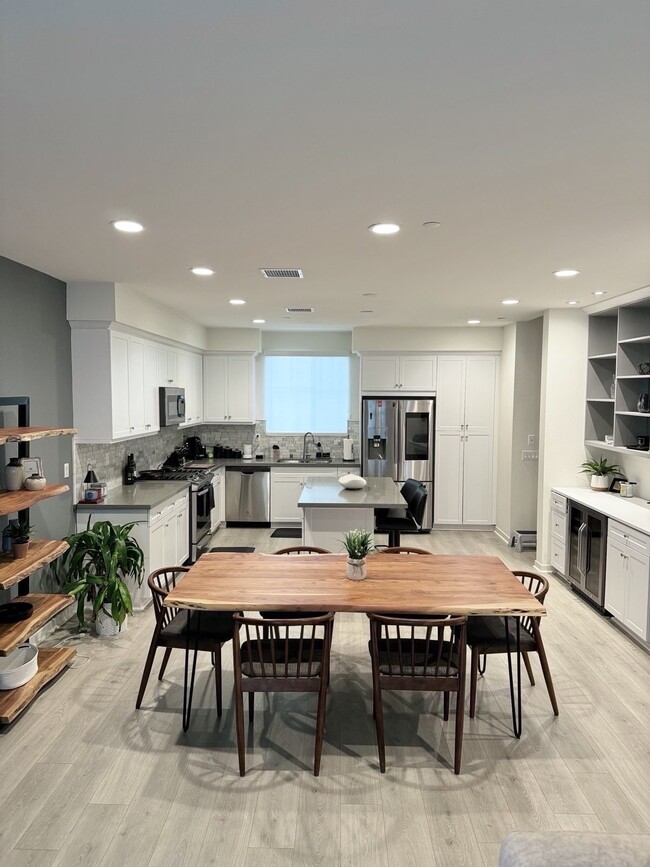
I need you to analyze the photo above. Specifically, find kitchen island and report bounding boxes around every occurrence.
[299,476,405,551]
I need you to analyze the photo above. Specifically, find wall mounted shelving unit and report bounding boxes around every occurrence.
[586,302,650,456]
[0,397,77,724]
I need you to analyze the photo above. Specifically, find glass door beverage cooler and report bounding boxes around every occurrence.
[568,501,607,607]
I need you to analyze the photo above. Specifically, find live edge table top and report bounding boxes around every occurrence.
[164,553,545,618]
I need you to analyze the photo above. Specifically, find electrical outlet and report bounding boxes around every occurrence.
[527,434,536,445]
[522,450,539,461]
[63,462,70,478]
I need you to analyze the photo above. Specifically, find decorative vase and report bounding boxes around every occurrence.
[590,474,610,491]
[4,458,24,492]
[12,542,29,560]
[609,376,616,400]
[94,609,127,637]
[637,393,649,413]
[24,473,46,492]
[346,557,367,580]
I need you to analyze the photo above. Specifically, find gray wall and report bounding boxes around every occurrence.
[0,256,74,598]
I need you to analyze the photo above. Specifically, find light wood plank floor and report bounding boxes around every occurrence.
[2,529,649,867]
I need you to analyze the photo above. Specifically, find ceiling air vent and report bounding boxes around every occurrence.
[285,307,313,313]
[260,268,303,279]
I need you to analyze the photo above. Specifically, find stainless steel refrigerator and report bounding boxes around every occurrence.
[361,397,435,529]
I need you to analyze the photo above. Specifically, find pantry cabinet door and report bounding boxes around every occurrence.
[434,433,463,524]
[436,357,465,432]
[110,333,131,439]
[464,356,497,433]
[462,433,494,524]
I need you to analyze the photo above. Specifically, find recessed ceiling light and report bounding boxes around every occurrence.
[467,319,481,325]
[553,269,580,278]
[190,267,214,276]
[252,319,265,324]
[592,290,607,296]
[362,292,377,297]
[497,317,506,321]
[111,219,144,233]
[501,299,519,305]
[360,310,374,314]
[566,300,579,305]
[368,223,400,235]
[229,299,245,305]
[422,221,441,229]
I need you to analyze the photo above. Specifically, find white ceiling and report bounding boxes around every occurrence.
[1,1,649,330]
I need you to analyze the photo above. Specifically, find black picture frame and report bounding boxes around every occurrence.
[609,476,627,493]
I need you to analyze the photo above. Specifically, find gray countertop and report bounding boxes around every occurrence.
[298,476,405,509]
[186,458,360,470]
[76,480,190,511]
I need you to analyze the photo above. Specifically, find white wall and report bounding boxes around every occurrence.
[536,309,588,569]
[495,324,516,540]
[352,326,503,353]
[263,330,351,354]
[205,328,261,352]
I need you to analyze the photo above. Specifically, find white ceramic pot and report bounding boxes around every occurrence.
[94,609,128,637]
[346,558,367,580]
[590,474,610,491]
[0,643,38,689]
[4,459,24,491]
[24,474,46,491]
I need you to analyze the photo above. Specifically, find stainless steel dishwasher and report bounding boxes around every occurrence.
[225,466,271,526]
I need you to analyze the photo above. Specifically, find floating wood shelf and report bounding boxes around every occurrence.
[0,426,77,445]
[0,540,69,591]
[0,594,74,656]
[0,484,69,517]
[0,647,76,725]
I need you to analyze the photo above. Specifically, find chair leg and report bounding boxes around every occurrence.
[135,637,159,709]
[370,661,386,773]
[213,644,223,718]
[233,668,246,777]
[522,651,535,686]
[454,686,465,775]
[469,647,479,719]
[158,647,172,681]
[443,691,450,721]
[531,621,559,716]
[314,679,328,777]
[248,691,255,724]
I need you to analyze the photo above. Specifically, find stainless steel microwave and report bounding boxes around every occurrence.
[159,387,186,426]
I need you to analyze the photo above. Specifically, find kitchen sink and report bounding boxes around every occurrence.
[276,458,333,464]
[276,459,302,464]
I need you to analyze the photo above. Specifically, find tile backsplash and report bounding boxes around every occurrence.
[75,420,359,494]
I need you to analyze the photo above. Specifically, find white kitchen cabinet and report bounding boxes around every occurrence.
[434,355,497,525]
[204,354,255,423]
[177,350,204,426]
[271,467,339,523]
[157,346,178,386]
[605,520,650,641]
[550,492,568,577]
[72,328,161,442]
[361,354,436,393]
[211,467,224,533]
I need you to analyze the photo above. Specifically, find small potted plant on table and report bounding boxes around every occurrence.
[62,519,144,635]
[579,455,621,491]
[7,520,35,559]
[342,529,374,580]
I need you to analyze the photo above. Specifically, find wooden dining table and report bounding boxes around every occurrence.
[165,552,545,737]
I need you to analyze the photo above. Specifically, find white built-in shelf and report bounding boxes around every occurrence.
[585,439,650,457]
[615,411,650,417]
[618,335,650,345]
[617,374,650,380]
[586,398,614,403]
[588,352,617,360]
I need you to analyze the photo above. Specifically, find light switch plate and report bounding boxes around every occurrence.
[527,434,536,445]
[63,462,70,478]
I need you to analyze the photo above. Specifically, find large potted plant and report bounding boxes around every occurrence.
[62,519,144,636]
[342,529,374,580]
[579,455,621,491]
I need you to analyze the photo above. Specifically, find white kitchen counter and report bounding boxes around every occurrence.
[553,486,650,534]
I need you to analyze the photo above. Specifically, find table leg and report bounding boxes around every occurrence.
[182,609,201,732]
[504,616,522,739]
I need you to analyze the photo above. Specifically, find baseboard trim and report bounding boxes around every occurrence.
[534,558,552,573]
[493,526,510,545]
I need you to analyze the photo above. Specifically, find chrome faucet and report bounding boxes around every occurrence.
[303,431,316,462]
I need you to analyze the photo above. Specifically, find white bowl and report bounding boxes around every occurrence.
[338,473,367,490]
[0,643,38,690]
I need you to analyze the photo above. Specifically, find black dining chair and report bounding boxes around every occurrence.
[375,480,428,548]
[260,546,332,625]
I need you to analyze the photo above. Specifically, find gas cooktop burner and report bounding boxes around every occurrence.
[138,468,212,486]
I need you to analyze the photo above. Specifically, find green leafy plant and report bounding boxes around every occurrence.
[579,456,621,477]
[341,529,374,560]
[62,519,144,628]
[7,520,35,543]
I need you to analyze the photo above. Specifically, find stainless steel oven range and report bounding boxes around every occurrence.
[138,467,215,561]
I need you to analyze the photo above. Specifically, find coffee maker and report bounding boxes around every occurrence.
[185,436,208,460]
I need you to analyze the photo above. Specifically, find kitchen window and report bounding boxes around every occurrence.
[264,355,350,434]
